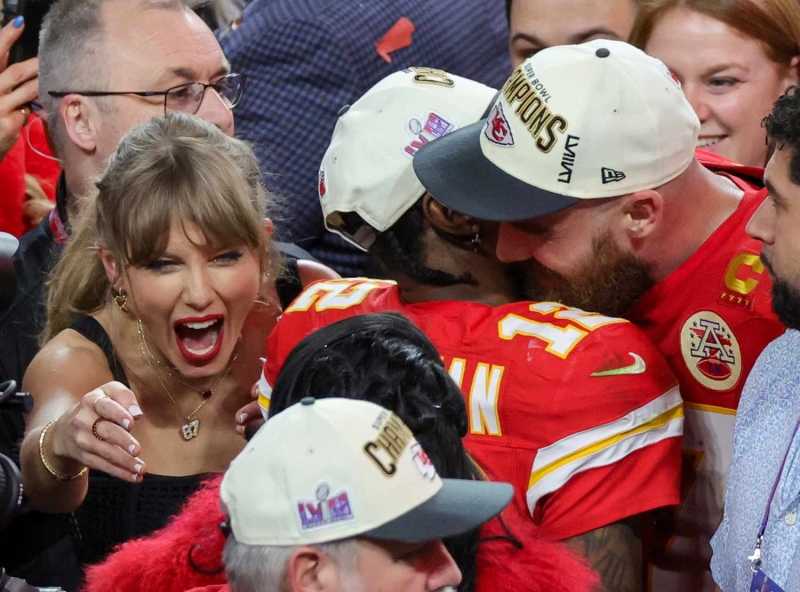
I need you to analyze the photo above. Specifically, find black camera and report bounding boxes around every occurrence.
[0,380,32,531]
[0,233,29,530]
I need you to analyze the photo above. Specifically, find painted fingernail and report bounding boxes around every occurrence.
[128,405,143,418]
[239,413,247,424]
[12,16,24,28]
[30,103,42,111]
[128,444,136,455]
[134,463,143,474]
[122,419,131,430]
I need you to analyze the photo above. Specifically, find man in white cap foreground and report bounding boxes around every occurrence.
[218,397,512,592]
[413,39,784,591]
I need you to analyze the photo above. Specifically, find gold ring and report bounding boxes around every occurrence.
[92,417,105,441]
[92,393,109,412]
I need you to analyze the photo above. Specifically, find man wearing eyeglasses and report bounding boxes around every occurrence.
[0,1,244,585]
[0,0,240,386]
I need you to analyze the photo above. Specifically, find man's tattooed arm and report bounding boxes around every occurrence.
[563,516,643,592]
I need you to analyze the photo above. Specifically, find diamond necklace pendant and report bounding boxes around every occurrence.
[181,419,200,441]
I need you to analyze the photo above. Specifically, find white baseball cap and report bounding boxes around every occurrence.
[318,67,497,251]
[221,397,512,546]
[413,40,701,221]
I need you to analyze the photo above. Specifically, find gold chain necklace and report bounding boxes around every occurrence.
[137,320,237,441]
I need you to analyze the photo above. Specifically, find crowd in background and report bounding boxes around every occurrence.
[1,0,800,591]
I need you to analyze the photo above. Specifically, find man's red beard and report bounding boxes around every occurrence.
[520,232,655,318]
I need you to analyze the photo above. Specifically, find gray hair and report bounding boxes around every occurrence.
[38,0,187,155]
[224,537,360,592]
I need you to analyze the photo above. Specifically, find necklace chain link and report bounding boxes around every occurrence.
[137,320,237,439]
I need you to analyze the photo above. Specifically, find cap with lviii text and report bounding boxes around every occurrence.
[221,397,513,546]
[318,67,497,251]
[413,40,701,222]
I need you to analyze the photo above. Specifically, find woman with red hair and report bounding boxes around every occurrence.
[630,0,800,167]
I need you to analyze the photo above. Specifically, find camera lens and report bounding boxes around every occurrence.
[0,453,23,530]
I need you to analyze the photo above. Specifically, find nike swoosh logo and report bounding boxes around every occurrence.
[591,353,646,377]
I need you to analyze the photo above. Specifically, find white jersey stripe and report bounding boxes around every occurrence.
[527,386,683,514]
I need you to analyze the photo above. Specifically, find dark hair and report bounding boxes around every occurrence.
[269,312,471,473]
[764,86,800,184]
[268,312,480,590]
[369,200,474,287]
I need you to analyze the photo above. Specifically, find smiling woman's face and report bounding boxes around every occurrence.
[121,221,260,380]
[644,6,797,167]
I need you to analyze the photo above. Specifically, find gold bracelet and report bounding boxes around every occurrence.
[38,421,88,481]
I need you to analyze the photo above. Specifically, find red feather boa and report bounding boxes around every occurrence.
[82,475,598,592]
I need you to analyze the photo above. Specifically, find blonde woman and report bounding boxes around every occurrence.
[20,112,281,568]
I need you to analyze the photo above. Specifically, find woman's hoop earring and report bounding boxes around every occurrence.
[115,287,129,313]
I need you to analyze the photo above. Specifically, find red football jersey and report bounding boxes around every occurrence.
[630,151,785,592]
[264,279,682,543]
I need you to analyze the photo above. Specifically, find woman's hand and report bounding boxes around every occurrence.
[0,17,39,161]
[235,381,265,439]
[49,381,147,483]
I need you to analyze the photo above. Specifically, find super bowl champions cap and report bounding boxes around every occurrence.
[221,397,512,546]
[413,40,701,222]
[318,67,497,251]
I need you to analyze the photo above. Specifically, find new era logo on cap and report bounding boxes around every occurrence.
[601,168,626,184]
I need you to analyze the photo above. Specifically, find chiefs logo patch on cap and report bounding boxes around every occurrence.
[680,311,742,391]
[484,102,515,147]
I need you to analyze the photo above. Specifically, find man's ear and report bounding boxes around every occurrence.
[421,193,473,237]
[786,55,800,88]
[620,189,663,240]
[286,546,340,592]
[59,94,100,153]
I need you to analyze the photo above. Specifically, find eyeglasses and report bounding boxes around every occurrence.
[47,73,246,115]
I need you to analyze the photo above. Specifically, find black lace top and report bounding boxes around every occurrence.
[68,316,206,566]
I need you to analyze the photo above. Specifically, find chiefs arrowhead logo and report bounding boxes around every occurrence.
[484,102,515,147]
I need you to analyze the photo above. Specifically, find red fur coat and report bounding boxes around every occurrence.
[82,476,598,592]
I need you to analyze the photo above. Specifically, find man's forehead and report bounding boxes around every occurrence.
[510,0,637,42]
[765,146,797,189]
[101,2,227,82]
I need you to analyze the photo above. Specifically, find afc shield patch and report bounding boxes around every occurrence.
[680,311,742,391]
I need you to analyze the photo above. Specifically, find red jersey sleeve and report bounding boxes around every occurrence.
[529,322,682,540]
[460,303,682,541]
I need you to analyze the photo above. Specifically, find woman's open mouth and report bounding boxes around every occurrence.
[174,315,225,363]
